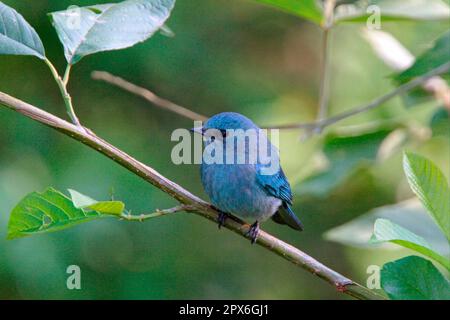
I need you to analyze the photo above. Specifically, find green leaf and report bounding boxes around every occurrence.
[324,199,450,256]
[336,0,450,23]
[68,189,125,215]
[381,255,450,300]
[252,0,323,24]
[7,188,107,239]
[49,0,176,64]
[400,87,434,109]
[255,0,450,24]
[371,219,450,271]
[430,108,450,137]
[403,152,450,241]
[297,129,392,197]
[0,2,45,59]
[396,31,450,83]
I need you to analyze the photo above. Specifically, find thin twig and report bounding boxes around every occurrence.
[265,62,450,130]
[322,0,337,30]
[120,205,193,221]
[62,64,72,87]
[0,90,385,300]
[315,0,336,133]
[91,71,208,122]
[317,28,332,124]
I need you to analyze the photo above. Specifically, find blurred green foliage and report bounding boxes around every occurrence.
[0,0,449,299]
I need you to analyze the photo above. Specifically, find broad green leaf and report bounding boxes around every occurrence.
[7,188,107,239]
[335,0,450,23]
[252,0,323,24]
[68,189,125,215]
[381,255,450,300]
[324,199,450,256]
[0,2,45,59]
[403,152,450,241]
[371,219,450,271]
[49,0,176,64]
[430,107,450,137]
[297,129,391,197]
[396,31,450,83]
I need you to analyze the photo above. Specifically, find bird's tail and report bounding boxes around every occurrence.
[271,203,304,231]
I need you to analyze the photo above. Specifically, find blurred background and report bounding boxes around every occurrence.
[0,0,448,299]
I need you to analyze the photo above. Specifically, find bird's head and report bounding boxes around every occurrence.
[190,112,278,172]
[190,112,258,139]
[204,112,258,131]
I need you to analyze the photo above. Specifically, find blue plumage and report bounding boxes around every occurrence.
[194,112,303,242]
[256,166,303,231]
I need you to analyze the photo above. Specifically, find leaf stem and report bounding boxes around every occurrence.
[63,64,72,87]
[44,59,81,126]
[317,29,332,123]
[120,205,193,221]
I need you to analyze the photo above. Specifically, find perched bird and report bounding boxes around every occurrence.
[191,112,303,243]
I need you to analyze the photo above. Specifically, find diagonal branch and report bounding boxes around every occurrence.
[0,90,385,300]
[120,204,195,221]
[91,71,208,122]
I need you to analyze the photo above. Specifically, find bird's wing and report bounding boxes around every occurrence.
[256,167,293,205]
[256,167,303,231]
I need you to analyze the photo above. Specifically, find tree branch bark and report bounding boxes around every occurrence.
[0,90,385,300]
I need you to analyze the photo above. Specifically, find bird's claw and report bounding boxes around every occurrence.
[246,221,260,244]
[217,211,228,229]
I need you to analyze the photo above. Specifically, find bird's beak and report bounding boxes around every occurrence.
[190,127,205,135]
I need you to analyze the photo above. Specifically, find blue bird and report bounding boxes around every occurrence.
[192,112,303,243]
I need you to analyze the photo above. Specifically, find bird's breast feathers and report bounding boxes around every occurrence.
[201,163,282,220]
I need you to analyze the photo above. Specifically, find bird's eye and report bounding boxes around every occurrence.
[210,136,215,142]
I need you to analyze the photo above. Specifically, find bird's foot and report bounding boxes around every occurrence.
[246,221,260,244]
[217,210,229,229]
